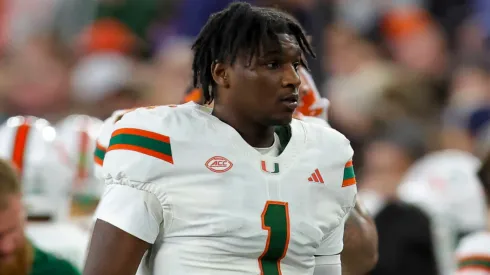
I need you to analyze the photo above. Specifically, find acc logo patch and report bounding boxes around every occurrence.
[205,156,233,173]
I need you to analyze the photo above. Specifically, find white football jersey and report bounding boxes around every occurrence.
[455,232,490,275]
[95,102,357,275]
[0,116,72,220]
[398,150,486,275]
[296,114,330,127]
[399,150,485,232]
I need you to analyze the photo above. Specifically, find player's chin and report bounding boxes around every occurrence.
[268,112,294,126]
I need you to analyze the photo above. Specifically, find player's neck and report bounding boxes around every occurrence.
[212,105,275,148]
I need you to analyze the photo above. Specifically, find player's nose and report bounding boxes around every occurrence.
[281,64,301,89]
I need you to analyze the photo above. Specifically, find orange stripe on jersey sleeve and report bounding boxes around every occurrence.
[458,254,490,272]
[108,128,173,164]
[111,128,170,144]
[342,160,356,187]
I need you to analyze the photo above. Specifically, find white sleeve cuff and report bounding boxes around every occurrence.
[315,254,341,265]
[95,184,163,243]
[314,255,341,275]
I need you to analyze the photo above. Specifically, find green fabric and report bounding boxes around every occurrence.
[29,245,80,275]
[109,133,172,157]
[94,146,106,162]
[73,194,99,206]
[260,203,289,275]
[343,166,355,180]
[274,125,292,155]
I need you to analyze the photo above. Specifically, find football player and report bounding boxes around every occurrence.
[454,151,490,274]
[398,150,486,274]
[84,3,358,275]
[91,39,376,275]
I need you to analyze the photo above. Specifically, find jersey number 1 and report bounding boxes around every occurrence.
[259,201,290,275]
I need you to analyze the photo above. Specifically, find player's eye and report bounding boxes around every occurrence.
[293,62,300,71]
[265,61,280,70]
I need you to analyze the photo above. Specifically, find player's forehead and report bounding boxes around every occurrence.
[233,33,301,64]
[257,33,301,59]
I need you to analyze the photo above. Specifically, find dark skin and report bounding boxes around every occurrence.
[342,198,379,275]
[212,33,302,147]
[83,33,303,275]
[83,220,149,275]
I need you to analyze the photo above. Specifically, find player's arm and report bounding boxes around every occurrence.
[84,220,150,275]
[341,197,379,275]
[84,108,170,275]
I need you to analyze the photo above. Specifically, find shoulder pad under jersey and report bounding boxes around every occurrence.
[299,120,356,194]
[303,120,353,162]
[93,105,183,174]
[102,104,194,183]
[297,115,330,127]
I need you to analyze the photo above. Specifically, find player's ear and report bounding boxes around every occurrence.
[211,62,230,88]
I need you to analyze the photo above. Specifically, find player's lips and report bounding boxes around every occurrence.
[280,93,299,111]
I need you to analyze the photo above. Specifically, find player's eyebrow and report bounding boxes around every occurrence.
[258,48,282,58]
[259,47,302,59]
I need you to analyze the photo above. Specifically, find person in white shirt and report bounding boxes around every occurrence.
[455,151,490,274]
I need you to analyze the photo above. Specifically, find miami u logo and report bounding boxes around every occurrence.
[261,160,280,174]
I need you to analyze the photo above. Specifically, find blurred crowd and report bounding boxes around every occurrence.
[0,0,489,275]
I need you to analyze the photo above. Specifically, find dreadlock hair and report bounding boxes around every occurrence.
[192,2,315,104]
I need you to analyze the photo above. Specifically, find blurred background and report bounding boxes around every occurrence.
[0,0,489,274]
